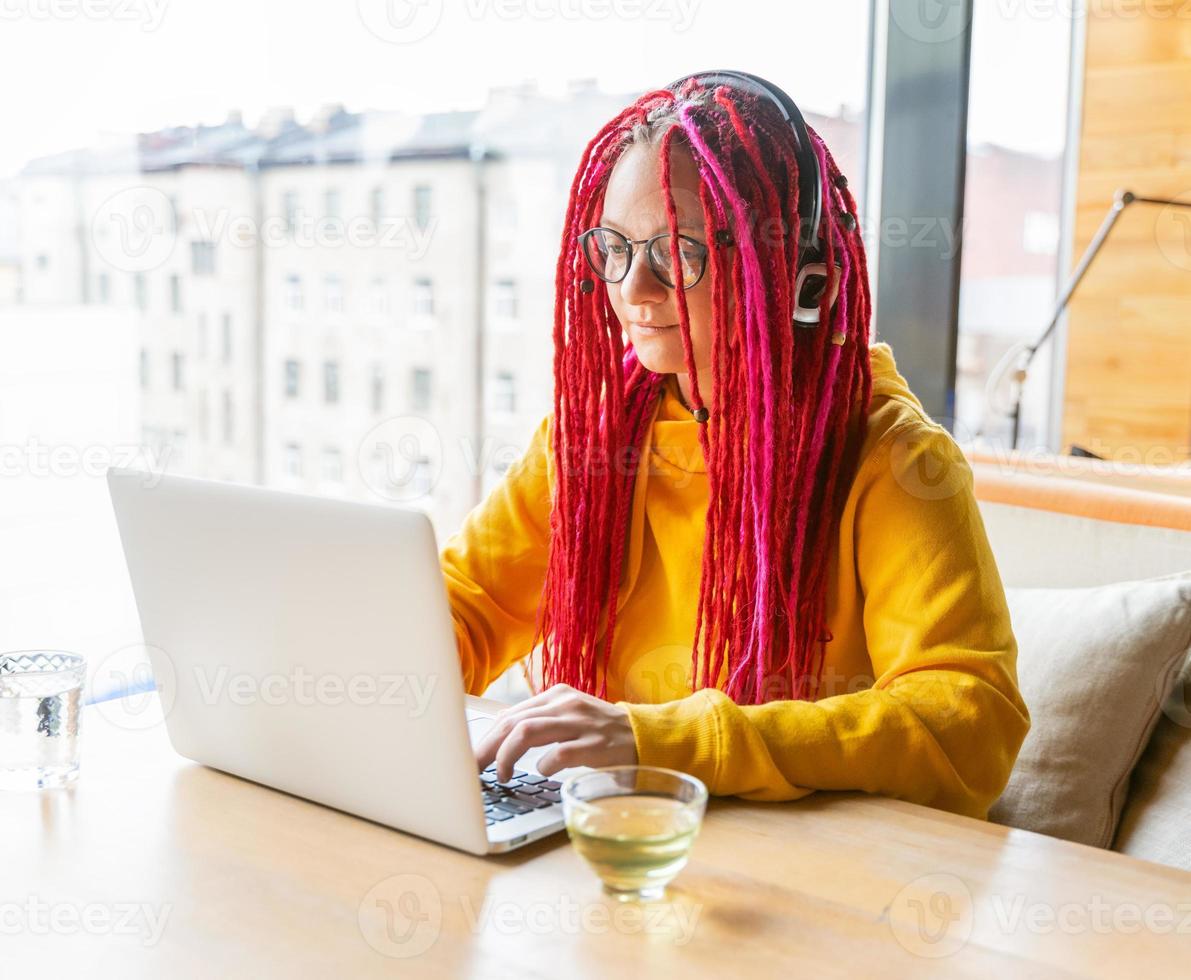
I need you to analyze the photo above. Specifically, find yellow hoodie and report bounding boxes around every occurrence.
[440,341,1030,819]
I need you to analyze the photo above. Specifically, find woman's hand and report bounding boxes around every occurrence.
[473,683,638,782]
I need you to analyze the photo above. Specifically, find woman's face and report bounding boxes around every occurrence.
[597,141,718,384]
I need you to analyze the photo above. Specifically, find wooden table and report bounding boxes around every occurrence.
[5,694,1190,977]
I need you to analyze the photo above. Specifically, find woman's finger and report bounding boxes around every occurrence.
[490,716,581,782]
[473,697,581,770]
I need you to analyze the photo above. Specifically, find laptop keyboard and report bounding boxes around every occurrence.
[480,765,563,826]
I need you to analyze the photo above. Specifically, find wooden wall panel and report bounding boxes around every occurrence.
[1061,7,1191,461]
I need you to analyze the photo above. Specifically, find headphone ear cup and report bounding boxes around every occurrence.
[793,261,833,326]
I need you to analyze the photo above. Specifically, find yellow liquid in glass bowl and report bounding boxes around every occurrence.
[566,794,701,899]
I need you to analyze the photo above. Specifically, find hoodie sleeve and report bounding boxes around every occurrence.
[617,418,1031,819]
[439,412,553,696]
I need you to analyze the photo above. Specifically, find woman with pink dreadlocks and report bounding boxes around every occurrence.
[450,72,1029,819]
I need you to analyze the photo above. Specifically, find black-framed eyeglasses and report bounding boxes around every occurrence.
[578,227,710,290]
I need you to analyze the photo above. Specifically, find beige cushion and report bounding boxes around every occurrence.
[975,500,1191,589]
[988,571,1191,847]
[1112,660,1191,869]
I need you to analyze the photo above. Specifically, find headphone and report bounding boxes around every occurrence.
[665,69,847,328]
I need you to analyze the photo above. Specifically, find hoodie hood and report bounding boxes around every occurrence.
[649,339,916,474]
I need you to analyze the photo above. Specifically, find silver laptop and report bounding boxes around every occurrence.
[106,466,588,855]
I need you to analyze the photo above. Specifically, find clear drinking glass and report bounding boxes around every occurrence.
[0,651,85,791]
[561,766,708,902]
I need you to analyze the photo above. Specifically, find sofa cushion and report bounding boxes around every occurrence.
[988,571,1191,847]
[1112,659,1191,869]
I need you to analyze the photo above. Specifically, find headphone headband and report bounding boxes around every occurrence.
[665,69,824,257]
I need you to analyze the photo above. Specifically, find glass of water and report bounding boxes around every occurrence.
[562,766,707,902]
[0,651,85,791]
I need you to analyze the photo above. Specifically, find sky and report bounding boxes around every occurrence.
[0,0,1072,179]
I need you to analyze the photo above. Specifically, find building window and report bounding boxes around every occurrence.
[369,186,385,229]
[323,360,340,405]
[222,389,234,446]
[412,277,434,317]
[170,274,182,313]
[221,313,232,364]
[133,273,147,312]
[321,447,343,483]
[492,371,516,415]
[494,278,517,319]
[284,359,301,398]
[325,274,344,314]
[191,240,216,276]
[197,312,207,360]
[284,442,303,478]
[139,348,149,389]
[171,351,185,392]
[285,274,303,312]
[96,272,110,304]
[370,364,385,414]
[413,184,432,230]
[369,278,389,317]
[282,190,299,235]
[198,390,209,442]
[324,187,340,220]
[410,367,432,413]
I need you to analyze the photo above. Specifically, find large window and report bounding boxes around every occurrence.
[1,3,874,695]
[955,6,1074,452]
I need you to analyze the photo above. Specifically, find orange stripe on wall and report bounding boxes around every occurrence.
[970,462,1191,532]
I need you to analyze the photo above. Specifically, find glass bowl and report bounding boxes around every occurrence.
[561,765,707,902]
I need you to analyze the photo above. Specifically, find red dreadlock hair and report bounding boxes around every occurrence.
[530,77,873,707]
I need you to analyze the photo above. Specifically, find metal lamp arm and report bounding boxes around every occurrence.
[1008,189,1191,451]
